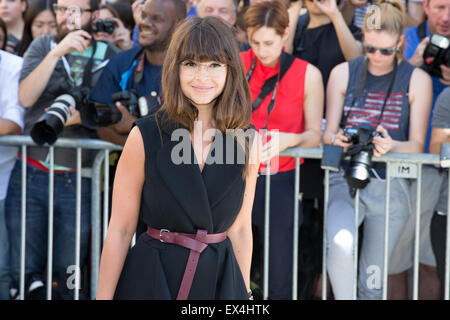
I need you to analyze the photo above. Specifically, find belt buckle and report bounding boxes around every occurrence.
[159,229,170,243]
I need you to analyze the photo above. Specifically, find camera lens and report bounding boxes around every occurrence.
[344,150,373,189]
[30,94,75,145]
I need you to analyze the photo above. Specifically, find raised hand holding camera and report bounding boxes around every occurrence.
[51,29,92,58]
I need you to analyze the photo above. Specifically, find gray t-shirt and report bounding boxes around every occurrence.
[20,35,120,169]
[431,87,450,214]
[432,86,450,129]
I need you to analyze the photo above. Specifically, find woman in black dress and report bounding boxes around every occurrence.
[96,16,260,300]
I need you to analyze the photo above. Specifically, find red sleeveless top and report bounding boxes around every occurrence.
[241,49,308,173]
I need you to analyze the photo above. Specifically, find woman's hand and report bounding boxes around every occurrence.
[260,131,300,163]
[330,129,352,152]
[313,0,341,20]
[112,18,133,51]
[372,125,393,157]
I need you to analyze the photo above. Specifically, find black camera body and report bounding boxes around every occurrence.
[94,19,117,34]
[422,33,450,78]
[321,123,381,196]
[344,123,381,192]
[92,90,162,127]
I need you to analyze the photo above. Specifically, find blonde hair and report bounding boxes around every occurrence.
[363,0,406,58]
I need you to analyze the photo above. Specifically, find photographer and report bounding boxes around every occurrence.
[388,0,450,300]
[90,0,187,146]
[323,0,432,299]
[92,4,133,51]
[4,0,120,299]
[429,87,449,299]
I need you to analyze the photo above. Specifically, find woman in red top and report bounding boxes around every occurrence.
[241,1,323,299]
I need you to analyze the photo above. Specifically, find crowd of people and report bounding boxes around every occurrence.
[0,0,449,300]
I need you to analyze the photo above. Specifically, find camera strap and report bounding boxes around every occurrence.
[133,49,146,97]
[341,56,398,129]
[246,51,295,129]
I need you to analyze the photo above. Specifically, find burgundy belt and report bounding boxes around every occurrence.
[147,226,227,300]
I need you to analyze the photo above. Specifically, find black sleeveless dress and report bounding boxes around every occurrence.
[114,113,249,300]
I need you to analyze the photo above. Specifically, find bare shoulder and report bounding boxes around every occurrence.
[410,67,432,86]
[305,63,323,84]
[121,125,145,163]
[330,61,349,79]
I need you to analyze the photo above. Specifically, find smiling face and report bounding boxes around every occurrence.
[179,60,228,110]
[247,26,287,67]
[138,0,178,51]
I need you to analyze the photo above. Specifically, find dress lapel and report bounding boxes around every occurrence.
[155,116,213,231]
[202,131,245,209]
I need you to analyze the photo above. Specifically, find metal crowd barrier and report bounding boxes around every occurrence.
[1,135,449,301]
[0,135,123,300]
[270,144,449,300]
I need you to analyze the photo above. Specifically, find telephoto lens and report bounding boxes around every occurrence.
[30,94,75,145]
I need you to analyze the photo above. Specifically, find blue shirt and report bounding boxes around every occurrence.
[90,45,162,105]
[404,21,448,153]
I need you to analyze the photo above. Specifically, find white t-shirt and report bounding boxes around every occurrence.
[0,50,25,200]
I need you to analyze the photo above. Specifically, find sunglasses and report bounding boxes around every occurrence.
[362,44,399,56]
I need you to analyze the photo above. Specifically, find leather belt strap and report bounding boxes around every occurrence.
[147,226,227,300]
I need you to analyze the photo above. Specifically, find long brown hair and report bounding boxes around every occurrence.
[158,16,254,176]
[159,16,252,134]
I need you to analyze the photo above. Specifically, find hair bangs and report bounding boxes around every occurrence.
[177,22,229,64]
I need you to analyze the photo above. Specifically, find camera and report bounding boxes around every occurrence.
[92,90,162,127]
[344,123,381,192]
[422,33,450,78]
[321,123,381,196]
[30,80,96,145]
[94,19,117,34]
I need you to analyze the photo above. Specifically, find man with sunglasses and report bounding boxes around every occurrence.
[5,0,120,300]
[388,0,450,301]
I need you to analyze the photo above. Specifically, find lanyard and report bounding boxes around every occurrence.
[246,51,295,129]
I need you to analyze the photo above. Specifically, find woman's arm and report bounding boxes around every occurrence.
[285,1,303,54]
[227,134,261,296]
[96,125,145,299]
[261,64,324,162]
[373,67,432,155]
[323,62,352,149]
[299,63,324,148]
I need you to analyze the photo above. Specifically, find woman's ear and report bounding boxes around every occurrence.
[92,10,100,23]
[282,26,290,42]
[21,0,28,14]
[398,33,405,49]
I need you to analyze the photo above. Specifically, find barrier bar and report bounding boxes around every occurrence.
[292,157,300,299]
[412,165,423,300]
[19,146,27,300]
[74,148,82,300]
[46,147,54,300]
[382,163,391,300]
[263,160,271,300]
